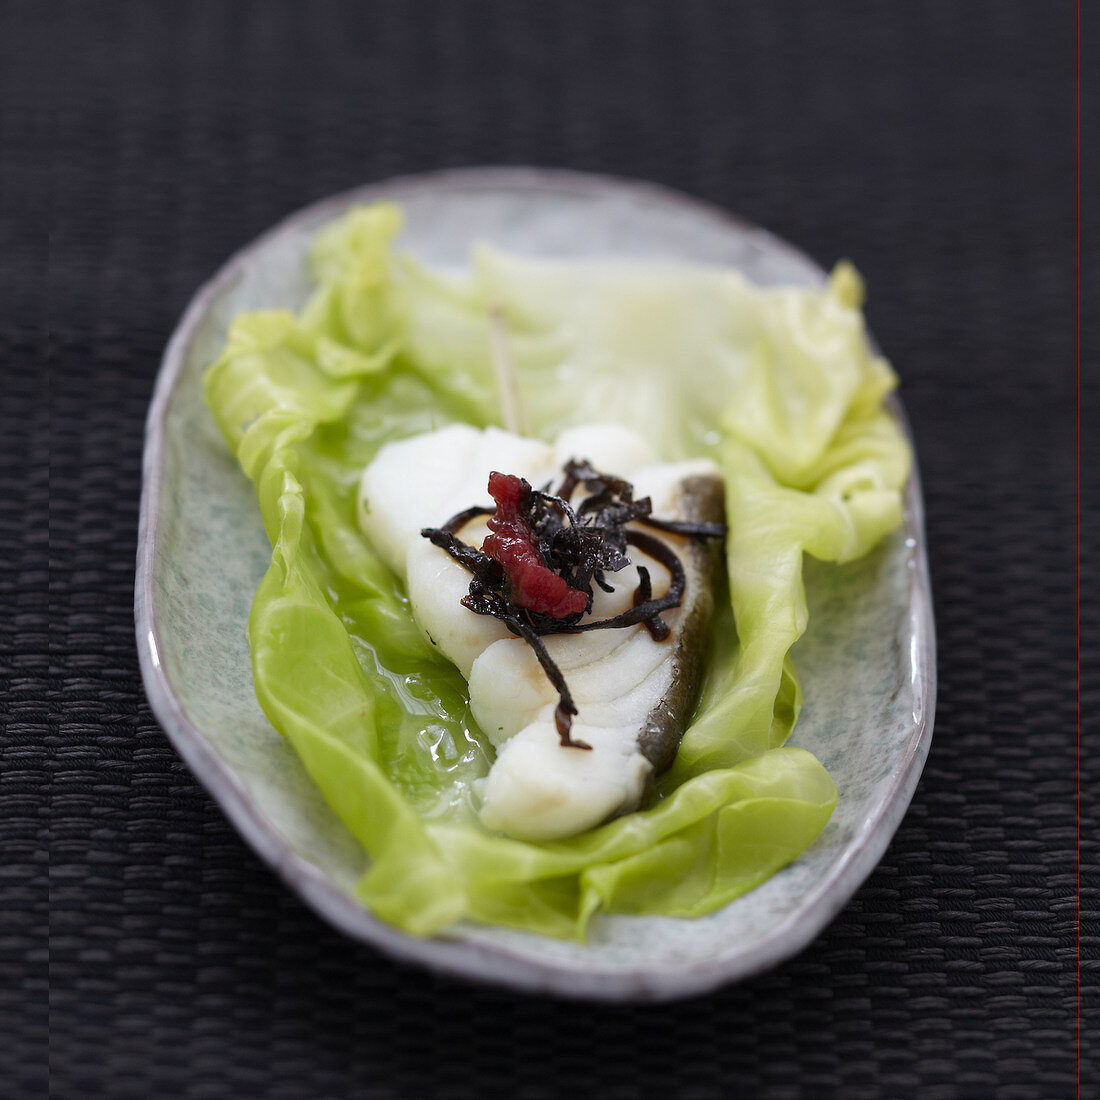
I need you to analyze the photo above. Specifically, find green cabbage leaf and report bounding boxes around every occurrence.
[203,203,910,938]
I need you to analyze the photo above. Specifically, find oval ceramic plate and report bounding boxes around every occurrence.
[136,168,935,1002]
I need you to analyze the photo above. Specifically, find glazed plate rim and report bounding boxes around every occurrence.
[135,166,936,1003]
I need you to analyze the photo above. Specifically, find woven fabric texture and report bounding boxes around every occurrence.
[8,1,1092,1096]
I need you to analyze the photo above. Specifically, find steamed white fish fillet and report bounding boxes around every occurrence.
[358,423,723,841]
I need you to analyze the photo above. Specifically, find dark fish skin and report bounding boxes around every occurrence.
[635,475,726,775]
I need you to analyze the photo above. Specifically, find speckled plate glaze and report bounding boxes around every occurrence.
[136,168,935,1002]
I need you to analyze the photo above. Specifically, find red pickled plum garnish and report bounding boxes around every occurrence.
[482,472,589,618]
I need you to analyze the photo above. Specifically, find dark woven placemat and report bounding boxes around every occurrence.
[10,0,1092,1096]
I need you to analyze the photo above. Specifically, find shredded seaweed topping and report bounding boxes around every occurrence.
[421,459,726,749]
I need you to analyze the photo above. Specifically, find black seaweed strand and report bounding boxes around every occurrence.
[639,515,728,540]
[440,505,493,535]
